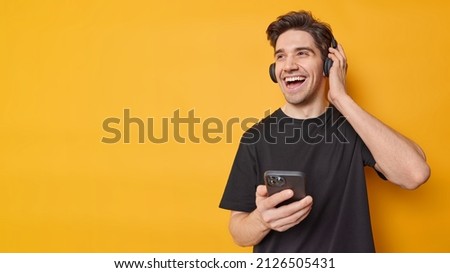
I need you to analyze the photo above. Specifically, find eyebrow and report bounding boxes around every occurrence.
[274,47,316,56]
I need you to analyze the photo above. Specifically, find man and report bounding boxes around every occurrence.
[219,11,430,252]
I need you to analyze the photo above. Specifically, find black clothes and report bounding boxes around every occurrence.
[219,106,384,252]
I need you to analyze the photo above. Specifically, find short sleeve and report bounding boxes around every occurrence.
[361,138,387,180]
[219,140,259,212]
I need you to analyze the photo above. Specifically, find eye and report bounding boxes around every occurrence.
[297,50,309,56]
[275,54,285,61]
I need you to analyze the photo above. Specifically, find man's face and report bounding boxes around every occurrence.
[274,30,326,105]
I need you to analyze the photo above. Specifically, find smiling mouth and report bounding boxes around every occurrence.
[284,76,306,89]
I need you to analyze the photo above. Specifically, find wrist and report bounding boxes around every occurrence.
[252,209,272,232]
[330,92,353,112]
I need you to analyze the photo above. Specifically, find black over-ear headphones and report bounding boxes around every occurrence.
[269,37,338,83]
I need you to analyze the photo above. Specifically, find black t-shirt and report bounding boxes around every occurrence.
[219,106,383,252]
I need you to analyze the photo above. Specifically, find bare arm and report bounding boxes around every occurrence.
[229,185,313,247]
[327,45,430,189]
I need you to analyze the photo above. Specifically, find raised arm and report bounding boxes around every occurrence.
[327,45,430,189]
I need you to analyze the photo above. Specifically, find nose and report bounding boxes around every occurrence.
[282,56,299,73]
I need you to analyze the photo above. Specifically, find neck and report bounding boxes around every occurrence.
[282,97,329,119]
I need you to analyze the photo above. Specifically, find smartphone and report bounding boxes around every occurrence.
[264,170,306,206]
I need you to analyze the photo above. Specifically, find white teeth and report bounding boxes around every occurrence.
[285,76,305,82]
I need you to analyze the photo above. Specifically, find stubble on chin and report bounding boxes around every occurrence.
[283,91,312,106]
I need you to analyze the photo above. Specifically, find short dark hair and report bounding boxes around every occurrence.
[266,11,334,62]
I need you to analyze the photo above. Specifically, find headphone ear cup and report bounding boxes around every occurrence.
[323,58,333,77]
[323,38,338,77]
[269,63,277,83]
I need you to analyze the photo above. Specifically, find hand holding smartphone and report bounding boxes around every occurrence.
[264,170,307,207]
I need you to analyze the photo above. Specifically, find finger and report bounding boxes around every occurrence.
[337,43,347,60]
[329,46,347,70]
[262,189,294,209]
[267,195,313,222]
[301,195,313,207]
[329,44,346,59]
[260,195,312,228]
[271,202,313,232]
[275,210,312,232]
[328,50,344,67]
[276,195,313,216]
[256,185,268,197]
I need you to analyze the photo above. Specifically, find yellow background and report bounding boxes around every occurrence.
[1,0,449,252]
